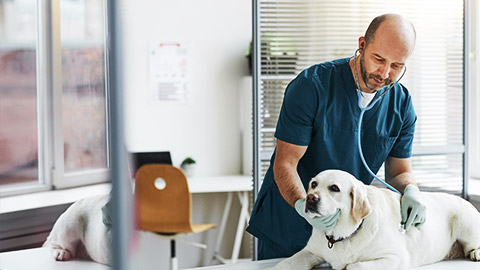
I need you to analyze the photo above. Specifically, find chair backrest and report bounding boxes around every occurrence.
[135,164,193,233]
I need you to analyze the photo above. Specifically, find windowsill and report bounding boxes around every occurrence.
[0,183,111,215]
[0,179,477,214]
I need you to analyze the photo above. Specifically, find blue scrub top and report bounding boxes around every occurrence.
[246,57,416,256]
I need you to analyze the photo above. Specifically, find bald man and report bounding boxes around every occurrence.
[246,14,426,260]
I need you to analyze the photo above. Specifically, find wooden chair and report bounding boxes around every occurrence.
[135,164,216,270]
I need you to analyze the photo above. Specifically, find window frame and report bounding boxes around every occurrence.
[252,0,467,200]
[470,0,480,180]
[0,0,110,197]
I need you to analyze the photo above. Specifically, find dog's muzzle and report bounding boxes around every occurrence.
[305,193,320,213]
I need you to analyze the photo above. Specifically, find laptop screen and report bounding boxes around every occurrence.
[128,151,172,179]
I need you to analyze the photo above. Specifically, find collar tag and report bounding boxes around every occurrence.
[327,240,334,249]
[325,219,365,249]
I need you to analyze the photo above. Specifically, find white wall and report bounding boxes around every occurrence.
[119,0,253,268]
[123,0,252,176]
[470,0,480,180]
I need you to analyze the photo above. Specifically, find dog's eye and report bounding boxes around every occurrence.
[328,185,340,192]
[311,181,318,189]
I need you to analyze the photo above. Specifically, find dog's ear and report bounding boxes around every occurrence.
[350,184,372,224]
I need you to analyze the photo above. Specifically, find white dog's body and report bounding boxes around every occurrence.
[43,194,111,265]
[268,170,480,270]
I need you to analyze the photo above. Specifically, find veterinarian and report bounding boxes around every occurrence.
[247,13,426,260]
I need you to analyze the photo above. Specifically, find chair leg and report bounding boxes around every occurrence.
[170,239,178,270]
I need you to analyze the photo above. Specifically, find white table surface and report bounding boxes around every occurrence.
[1,248,479,270]
[0,248,110,270]
[185,258,480,270]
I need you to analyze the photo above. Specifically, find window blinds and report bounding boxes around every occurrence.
[256,0,465,194]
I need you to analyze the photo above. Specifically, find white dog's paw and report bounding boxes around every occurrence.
[470,249,480,261]
[52,248,73,261]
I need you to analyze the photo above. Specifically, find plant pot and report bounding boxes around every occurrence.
[181,163,196,177]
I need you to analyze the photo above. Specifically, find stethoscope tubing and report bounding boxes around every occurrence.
[353,49,403,194]
[356,98,401,194]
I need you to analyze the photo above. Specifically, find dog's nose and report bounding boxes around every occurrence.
[306,193,319,212]
[307,193,319,204]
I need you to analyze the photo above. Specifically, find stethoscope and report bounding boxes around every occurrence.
[353,48,406,195]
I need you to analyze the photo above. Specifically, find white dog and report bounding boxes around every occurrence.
[43,194,111,265]
[267,170,480,270]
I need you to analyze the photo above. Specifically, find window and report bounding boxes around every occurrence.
[0,0,109,196]
[253,0,466,195]
[0,0,38,189]
[59,0,109,188]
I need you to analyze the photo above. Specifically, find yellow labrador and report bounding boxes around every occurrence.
[267,170,480,270]
[43,194,111,265]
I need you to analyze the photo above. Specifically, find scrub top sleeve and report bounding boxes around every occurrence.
[389,97,416,158]
[275,75,318,146]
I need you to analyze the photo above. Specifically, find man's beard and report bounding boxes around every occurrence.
[360,55,393,92]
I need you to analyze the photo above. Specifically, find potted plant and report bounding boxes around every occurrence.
[180,157,196,177]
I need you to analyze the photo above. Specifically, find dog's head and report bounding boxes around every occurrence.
[305,169,372,224]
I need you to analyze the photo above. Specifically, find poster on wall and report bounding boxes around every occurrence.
[148,42,189,103]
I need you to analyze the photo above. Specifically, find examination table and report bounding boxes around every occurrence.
[1,248,479,269]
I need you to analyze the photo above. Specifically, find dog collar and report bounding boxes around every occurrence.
[325,219,364,249]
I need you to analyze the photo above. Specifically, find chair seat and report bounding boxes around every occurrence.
[191,223,216,233]
[140,222,216,234]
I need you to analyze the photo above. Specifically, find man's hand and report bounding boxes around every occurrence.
[295,199,341,230]
[401,184,426,231]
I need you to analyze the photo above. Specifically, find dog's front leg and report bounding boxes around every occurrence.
[346,256,406,270]
[265,248,324,270]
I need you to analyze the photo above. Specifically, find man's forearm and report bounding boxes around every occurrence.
[387,172,417,194]
[273,163,307,207]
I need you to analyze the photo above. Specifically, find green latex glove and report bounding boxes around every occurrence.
[401,184,426,231]
[295,198,341,230]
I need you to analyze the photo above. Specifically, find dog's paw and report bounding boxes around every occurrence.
[470,248,480,261]
[52,248,73,261]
